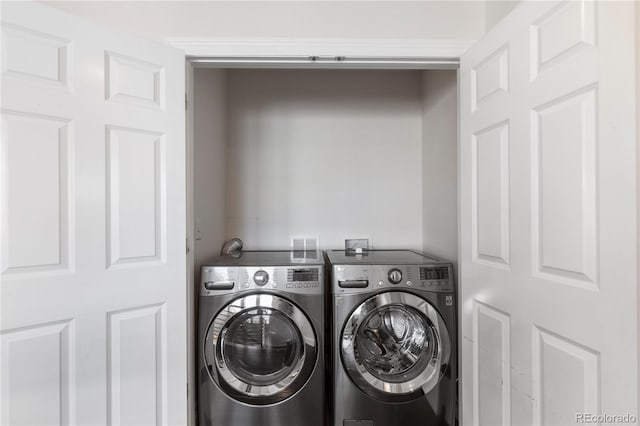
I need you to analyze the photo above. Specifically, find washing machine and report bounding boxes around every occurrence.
[327,249,457,426]
[198,251,325,426]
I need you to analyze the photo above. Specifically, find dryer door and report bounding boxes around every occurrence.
[341,291,451,402]
[204,293,317,405]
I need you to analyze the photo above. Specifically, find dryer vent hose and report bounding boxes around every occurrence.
[221,238,243,256]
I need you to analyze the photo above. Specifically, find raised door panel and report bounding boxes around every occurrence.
[471,121,510,268]
[531,86,598,289]
[106,52,165,109]
[1,111,73,277]
[472,301,511,426]
[106,126,166,268]
[1,23,71,89]
[108,305,167,426]
[531,0,596,80]
[1,320,75,426]
[471,46,509,112]
[532,327,599,425]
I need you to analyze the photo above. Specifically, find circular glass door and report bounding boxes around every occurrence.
[341,291,450,402]
[204,293,317,405]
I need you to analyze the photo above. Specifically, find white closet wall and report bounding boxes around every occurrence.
[421,71,459,269]
[192,68,458,264]
[193,69,227,277]
[225,69,424,250]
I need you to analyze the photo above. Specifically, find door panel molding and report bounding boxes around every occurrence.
[1,22,72,90]
[107,304,167,426]
[1,319,76,426]
[530,84,599,289]
[472,300,511,426]
[471,120,511,269]
[1,109,75,278]
[531,325,600,425]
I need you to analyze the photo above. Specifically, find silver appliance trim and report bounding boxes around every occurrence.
[205,293,317,405]
[341,291,451,401]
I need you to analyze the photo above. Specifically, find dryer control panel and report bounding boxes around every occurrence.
[201,265,324,296]
[332,264,454,295]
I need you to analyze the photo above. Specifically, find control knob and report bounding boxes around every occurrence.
[253,270,269,286]
[388,268,403,284]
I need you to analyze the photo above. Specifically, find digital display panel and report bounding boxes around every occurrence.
[288,268,319,282]
[420,267,449,281]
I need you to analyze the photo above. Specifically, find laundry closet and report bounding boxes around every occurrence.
[2,2,637,426]
[187,64,460,426]
[189,67,459,281]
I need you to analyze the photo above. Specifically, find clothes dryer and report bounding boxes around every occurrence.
[198,251,325,426]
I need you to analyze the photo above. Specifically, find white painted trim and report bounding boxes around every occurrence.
[456,67,464,426]
[165,37,474,59]
[636,0,640,415]
[185,61,196,426]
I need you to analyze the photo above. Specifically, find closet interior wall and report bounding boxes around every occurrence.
[192,68,459,282]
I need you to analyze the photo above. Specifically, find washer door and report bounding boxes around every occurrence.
[204,293,317,405]
[341,291,451,402]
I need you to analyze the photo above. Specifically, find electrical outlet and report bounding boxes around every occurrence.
[345,238,369,252]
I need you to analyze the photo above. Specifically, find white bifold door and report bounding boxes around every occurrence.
[0,2,186,425]
[460,1,638,425]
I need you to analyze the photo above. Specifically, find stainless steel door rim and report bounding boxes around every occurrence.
[205,293,317,405]
[341,291,451,402]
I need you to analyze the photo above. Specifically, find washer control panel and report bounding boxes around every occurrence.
[332,264,454,294]
[201,266,323,295]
